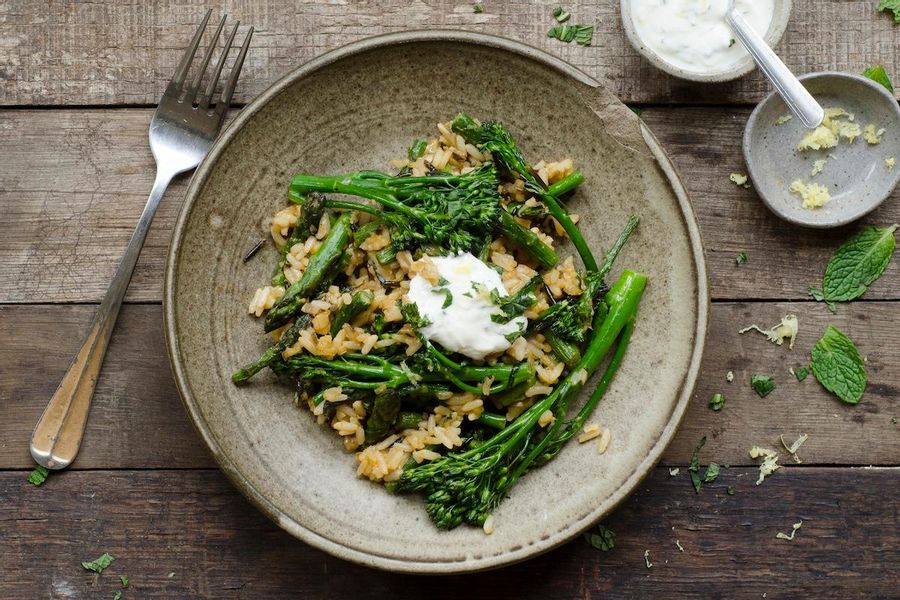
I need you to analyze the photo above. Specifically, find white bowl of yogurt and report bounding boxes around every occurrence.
[621,0,792,82]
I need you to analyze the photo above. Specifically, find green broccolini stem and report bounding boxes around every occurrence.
[329,290,374,336]
[544,330,582,368]
[264,212,353,332]
[272,194,324,287]
[499,210,559,268]
[477,412,508,430]
[231,314,312,384]
[597,215,640,280]
[546,171,585,198]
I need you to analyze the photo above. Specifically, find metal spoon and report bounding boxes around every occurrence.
[726,0,824,129]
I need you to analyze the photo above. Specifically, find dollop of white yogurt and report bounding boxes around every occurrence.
[630,0,775,74]
[406,253,526,361]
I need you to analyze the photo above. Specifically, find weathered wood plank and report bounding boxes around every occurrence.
[2,302,897,470]
[3,107,900,303]
[3,468,897,598]
[1,1,897,106]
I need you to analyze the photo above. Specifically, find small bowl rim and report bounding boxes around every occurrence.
[743,70,900,229]
[620,0,793,83]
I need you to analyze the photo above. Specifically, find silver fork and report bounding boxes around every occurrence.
[30,10,253,469]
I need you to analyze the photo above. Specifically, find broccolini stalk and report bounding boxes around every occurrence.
[329,290,374,336]
[272,193,324,287]
[290,164,520,260]
[265,212,352,332]
[392,269,647,528]
[450,113,597,270]
[498,211,559,268]
[231,314,312,384]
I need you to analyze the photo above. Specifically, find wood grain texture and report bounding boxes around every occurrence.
[3,107,900,303]
[2,302,897,470]
[1,0,898,106]
[3,468,898,598]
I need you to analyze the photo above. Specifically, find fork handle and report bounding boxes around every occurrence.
[30,169,175,469]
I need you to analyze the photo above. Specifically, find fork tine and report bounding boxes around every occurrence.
[167,8,212,95]
[199,21,240,109]
[187,13,227,103]
[216,27,254,116]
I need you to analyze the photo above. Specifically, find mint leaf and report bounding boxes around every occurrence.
[552,6,571,22]
[473,3,483,13]
[584,524,616,551]
[811,325,867,404]
[821,225,898,302]
[548,24,593,46]
[879,0,900,22]
[863,65,894,93]
[27,465,49,486]
[794,366,809,382]
[82,552,115,573]
[113,592,122,600]
[407,139,427,161]
[735,252,748,265]
[120,575,129,588]
[703,462,720,483]
[751,374,775,398]
[573,25,593,46]
[709,393,726,411]
[689,436,706,493]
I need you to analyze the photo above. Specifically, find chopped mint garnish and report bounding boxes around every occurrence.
[81,553,115,573]
[735,252,748,265]
[473,3,483,13]
[548,24,593,46]
[120,575,129,588]
[703,462,720,483]
[751,374,775,398]
[27,465,49,486]
[794,366,809,382]
[863,64,894,92]
[584,524,616,551]
[726,485,735,495]
[709,393,726,411]
[407,139,427,161]
[552,6,571,22]
[878,0,900,23]
[810,325,867,405]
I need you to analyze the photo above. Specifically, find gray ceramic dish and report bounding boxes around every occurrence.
[744,72,900,228]
[164,30,709,573]
[621,0,792,82]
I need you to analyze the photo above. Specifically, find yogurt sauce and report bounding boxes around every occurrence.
[630,0,775,73]
[406,253,526,361]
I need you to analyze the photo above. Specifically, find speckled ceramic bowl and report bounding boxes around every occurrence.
[621,0,793,82]
[164,30,709,573]
[743,72,900,227]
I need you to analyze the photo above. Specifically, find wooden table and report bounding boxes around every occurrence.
[2,2,898,597]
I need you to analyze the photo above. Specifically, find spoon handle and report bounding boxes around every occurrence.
[727,9,824,129]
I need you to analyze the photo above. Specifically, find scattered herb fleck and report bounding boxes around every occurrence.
[735,252,748,265]
[703,462,720,483]
[473,2,483,13]
[810,325,867,405]
[82,553,115,574]
[407,139,427,160]
[27,465,49,486]
[584,524,616,551]
[726,485,735,495]
[120,575,129,588]
[547,24,593,46]
[751,374,775,398]
[878,0,900,23]
[863,64,894,93]
[630,106,644,116]
[113,592,122,600]
[729,38,736,47]
[891,416,897,424]
[689,436,706,493]
[794,366,809,381]
[709,393,726,411]
[552,6,571,22]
